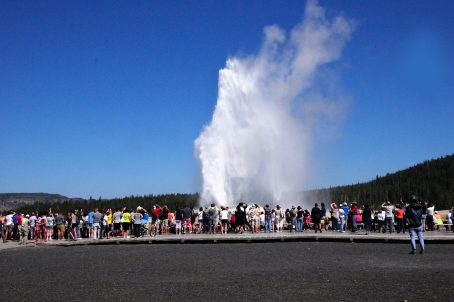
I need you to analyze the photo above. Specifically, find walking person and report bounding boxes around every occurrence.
[405,195,425,255]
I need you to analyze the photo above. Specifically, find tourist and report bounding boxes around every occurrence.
[161,206,171,235]
[405,195,425,254]
[381,201,394,233]
[311,203,322,233]
[275,205,285,233]
[122,208,131,238]
[174,207,183,235]
[56,212,65,240]
[350,202,359,232]
[19,214,29,245]
[196,207,204,233]
[92,208,102,240]
[235,203,246,233]
[321,203,328,231]
[45,212,54,241]
[426,202,435,231]
[0,213,5,243]
[248,205,259,233]
[296,206,304,232]
[182,205,193,234]
[395,205,405,234]
[75,209,82,238]
[330,203,339,231]
[264,204,272,233]
[288,206,297,232]
[29,212,37,240]
[220,206,229,234]
[133,209,143,238]
[4,211,14,241]
[88,209,94,238]
[341,203,350,230]
[338,205,345,233]
[112,209,122,237]
[362,204,372,235]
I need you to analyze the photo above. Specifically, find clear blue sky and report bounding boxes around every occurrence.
[1,0,453,198]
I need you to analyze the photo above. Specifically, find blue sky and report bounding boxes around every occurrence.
[1,0,453,198]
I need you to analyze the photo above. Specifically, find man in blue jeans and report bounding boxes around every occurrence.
[405,195,425,255]
[264,204,272,233]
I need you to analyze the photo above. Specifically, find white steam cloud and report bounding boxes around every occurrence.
[195,0,354,206]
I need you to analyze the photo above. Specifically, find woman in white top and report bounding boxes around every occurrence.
[220,207,229,234]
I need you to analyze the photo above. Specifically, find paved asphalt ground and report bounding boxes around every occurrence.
[1,242,453,301]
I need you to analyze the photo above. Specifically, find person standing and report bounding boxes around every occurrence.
[92,208,102,240]
[350,203,359,232]
[311,203,322,233]
[362,204,372,235]
[132,209,143,238]
[264,204,272,233]
[19,215,30,245]
[88,209,94,238]
[425,202,435,231]
[56,212,65,240]
[405,195,425,255]
[330,203,339,231]
[381,201,395,233]
[122,208,131,238]
[395,205,405,234]
[296,206,304,232]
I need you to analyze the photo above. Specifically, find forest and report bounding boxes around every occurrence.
[304,154,454,209]
[8,154,454,213]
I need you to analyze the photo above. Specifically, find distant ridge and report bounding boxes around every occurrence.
[0,193,81,211]
[304,154,454,209]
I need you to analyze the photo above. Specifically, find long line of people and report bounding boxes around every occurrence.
[1,201,453,244]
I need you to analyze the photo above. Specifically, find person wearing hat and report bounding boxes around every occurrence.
[405,195,425,254]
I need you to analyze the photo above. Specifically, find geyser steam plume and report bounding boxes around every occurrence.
[195,0,354,205]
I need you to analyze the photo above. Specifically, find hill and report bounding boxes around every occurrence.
[304,154,454,209]
[0,193,76,211]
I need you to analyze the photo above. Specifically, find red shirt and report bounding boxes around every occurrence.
[152,208,161,219]
[395,208,404,219]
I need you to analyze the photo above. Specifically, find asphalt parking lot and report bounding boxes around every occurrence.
[1,242,453,301]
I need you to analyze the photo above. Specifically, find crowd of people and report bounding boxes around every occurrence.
[1,198,453,252]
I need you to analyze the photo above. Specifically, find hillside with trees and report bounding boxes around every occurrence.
[304,154,454,209]
[8,193,199,215]
[4,154,454,213]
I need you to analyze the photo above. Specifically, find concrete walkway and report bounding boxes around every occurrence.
[1,229,453,251]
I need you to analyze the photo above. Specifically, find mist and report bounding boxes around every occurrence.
[195,0,354,207]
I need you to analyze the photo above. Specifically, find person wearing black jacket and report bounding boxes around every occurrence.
[362,204,372,235]
[311,203,322,233]
[405,195,425,255]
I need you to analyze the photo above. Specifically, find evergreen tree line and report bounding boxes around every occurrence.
[12,193,199,215]
[304,154,454,209]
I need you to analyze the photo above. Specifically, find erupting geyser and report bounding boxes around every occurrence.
[195,0,354,205]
